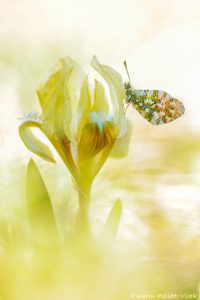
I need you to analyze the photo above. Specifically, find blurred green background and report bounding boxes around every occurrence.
[1,0,200,299]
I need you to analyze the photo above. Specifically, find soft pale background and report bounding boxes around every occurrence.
[1,0,200,152]
[1,0,200,296]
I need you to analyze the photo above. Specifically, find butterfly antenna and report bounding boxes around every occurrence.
[123,60,131,83]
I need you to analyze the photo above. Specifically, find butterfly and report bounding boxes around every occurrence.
[123,61,185,125]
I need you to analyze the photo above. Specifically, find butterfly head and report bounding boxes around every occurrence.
[123,60,136,102]
[124,82,135,103]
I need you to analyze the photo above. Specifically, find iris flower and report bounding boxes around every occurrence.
[19,56,131,232]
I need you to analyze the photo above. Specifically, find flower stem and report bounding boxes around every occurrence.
[76,180,92,238]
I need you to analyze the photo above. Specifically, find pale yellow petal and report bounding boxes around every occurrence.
[37,57,77,139]
[77,77,92,142]
[66,64,85,163]
[91,56,126,137]
[67,64,85,136]
[93,79,109,114]
[110,119,132,158]
[91,56,125,112]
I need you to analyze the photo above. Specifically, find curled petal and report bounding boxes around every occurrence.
[91,56,126,137]
[19,121,55,163]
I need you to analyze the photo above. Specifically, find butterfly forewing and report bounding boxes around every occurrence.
[130,89,185,125]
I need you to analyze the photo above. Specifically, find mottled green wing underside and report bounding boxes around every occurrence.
[125,87,185,125]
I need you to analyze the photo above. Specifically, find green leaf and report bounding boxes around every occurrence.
[19,121,55,163]
[26,159,58,246]
[102,199,122,241]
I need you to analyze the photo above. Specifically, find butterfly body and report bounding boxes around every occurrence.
[124,81,185,125]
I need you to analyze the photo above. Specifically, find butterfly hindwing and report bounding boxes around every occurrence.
[128,89,185,125]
